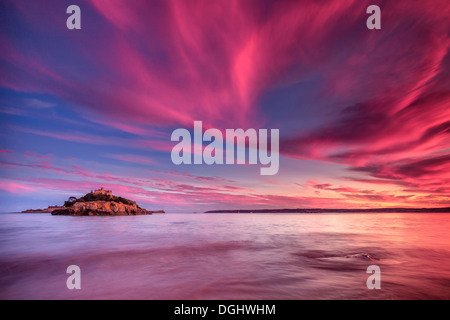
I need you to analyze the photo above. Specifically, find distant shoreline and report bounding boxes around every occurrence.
[205,207,450,214]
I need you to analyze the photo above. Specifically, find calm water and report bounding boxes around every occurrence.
[0,212,449,300]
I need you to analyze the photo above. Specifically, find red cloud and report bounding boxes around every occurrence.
[1,0,450,209]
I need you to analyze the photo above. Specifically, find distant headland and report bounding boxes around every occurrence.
[205,207,450,214]
[22,187,164,216]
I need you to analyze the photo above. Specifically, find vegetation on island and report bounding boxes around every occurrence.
[64,192,142,208]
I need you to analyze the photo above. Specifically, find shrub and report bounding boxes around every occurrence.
[63,192,137,207]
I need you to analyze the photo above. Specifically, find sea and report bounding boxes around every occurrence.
[0,212,449,299]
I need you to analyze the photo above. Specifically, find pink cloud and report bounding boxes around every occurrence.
[23,152,51,159]
[0,0,370,129]
[1,0,450,209]
[105,154,158,166]
[0,180,35,194]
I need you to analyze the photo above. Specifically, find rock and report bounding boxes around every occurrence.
[50,188,159,216]
[52,201,152,216]
[21,205,64,213]
[345,253,378,261]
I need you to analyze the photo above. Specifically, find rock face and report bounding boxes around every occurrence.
[51,188,157,216]
[52,201,151,216]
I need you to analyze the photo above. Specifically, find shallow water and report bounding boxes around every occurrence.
[0,212,449,299]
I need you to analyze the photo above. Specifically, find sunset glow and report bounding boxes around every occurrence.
[1,0,449,212]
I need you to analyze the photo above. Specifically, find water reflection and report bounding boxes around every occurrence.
[0,213,449,299]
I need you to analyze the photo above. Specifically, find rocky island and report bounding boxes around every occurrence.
[44,187,163,216]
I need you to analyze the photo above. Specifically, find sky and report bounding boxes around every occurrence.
[0,0,449,212]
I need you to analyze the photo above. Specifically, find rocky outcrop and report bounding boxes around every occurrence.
[52,201,152,216]
[22,206,64,213]
[50,188,161,216]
